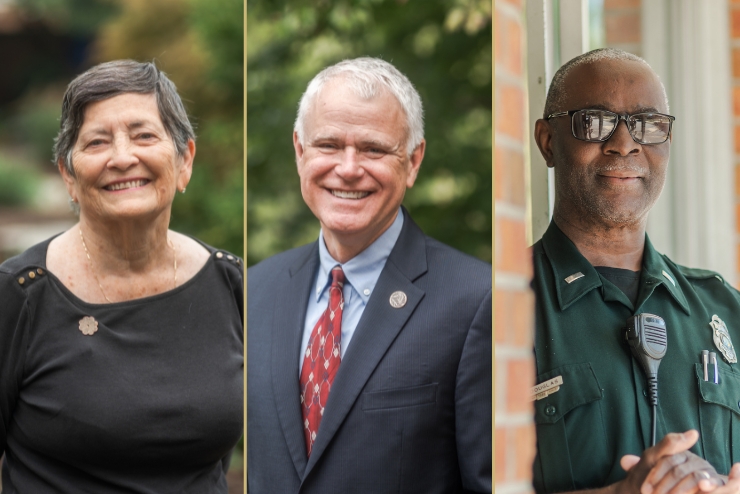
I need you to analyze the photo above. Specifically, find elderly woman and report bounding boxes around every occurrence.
[0,61,243,492]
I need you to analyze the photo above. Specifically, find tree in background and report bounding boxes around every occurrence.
[247,0,491,266]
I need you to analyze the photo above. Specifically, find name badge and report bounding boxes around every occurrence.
[531,375,563,401]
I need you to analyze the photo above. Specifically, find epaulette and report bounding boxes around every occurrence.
[675,264,725,284]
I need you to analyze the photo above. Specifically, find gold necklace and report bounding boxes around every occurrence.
[79,227,178,303]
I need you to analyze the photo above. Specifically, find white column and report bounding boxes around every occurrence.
[643,0,735,282]
[526,0,556,242]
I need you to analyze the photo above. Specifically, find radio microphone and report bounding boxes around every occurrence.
[625,313,667,446]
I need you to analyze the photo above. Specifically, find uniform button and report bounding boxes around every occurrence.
[216,252,223,259]
[363,288,370,296]
[18,277,24,285]
[545,405,556,416]
[36,268,44,275]
[28,271,36,279]
[227,255,234,260]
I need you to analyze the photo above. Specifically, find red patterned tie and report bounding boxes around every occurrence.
[300,266,345,456]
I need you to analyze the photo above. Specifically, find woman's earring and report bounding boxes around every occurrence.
[180,188,186,194]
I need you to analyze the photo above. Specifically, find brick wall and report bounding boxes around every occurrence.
[494,0,536,492]
[732,0,740,282]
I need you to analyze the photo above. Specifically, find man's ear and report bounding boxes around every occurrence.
[293,131,304,163]
[405,139,425,188]
[534,119,556,168]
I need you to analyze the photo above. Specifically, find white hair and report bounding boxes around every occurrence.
[544,48,669,117]
[294,57,424,155]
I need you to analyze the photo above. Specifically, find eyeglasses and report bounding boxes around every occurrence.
[546,109,675,145]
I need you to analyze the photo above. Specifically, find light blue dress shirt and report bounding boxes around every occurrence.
[298,209,404,372]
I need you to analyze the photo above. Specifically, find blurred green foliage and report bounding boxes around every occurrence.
[0,156,40,206]
[18,0,118,36]
[4,86,66,164]
[247,0,491,266]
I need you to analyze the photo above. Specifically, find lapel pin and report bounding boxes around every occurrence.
[389,291,407,309]
[662,270,676,286]
[710,315,737,363]
[79,316,99,336]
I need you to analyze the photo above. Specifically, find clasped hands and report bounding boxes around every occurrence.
[617,430,740,494]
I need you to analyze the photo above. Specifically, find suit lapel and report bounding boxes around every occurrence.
[270,243,319,478]
[303,212,429,477]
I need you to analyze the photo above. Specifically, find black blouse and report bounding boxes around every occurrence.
[0,237,243,493]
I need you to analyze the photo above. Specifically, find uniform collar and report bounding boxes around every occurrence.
[640,234,690,315]
[541,221,690,315]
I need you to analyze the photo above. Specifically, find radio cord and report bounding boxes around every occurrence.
[648,375,659,446]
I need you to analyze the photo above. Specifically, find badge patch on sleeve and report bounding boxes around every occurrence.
[710,315,737,364]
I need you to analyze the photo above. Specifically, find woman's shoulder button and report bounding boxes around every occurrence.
[13,267,45,287]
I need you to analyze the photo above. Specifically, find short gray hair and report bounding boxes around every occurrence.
[544,48,669,118]
[54,60,195,176]
[294,57,424,155]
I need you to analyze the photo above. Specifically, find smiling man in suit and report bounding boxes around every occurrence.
[247,57,492,493]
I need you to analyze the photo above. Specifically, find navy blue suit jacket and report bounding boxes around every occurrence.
[247,210,492,493]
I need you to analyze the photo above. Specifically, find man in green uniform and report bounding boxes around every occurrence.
[532,47,740,494]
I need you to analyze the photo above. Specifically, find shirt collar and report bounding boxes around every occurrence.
[314,208,404,303]
[541,221,690,314]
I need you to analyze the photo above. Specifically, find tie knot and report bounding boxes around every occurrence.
[330,266,345,287]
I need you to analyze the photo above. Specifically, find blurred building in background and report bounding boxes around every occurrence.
[495,0,738,492]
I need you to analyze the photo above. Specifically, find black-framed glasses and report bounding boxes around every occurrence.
[546,109,675,145]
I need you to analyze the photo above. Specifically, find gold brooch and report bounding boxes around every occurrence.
[79,316,98,336]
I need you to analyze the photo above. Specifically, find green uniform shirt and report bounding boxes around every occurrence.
[533,221,740,493]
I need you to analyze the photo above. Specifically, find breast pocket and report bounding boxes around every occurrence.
[362,383,438,411]
[534,362,606,494]
[696,362,740,474]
